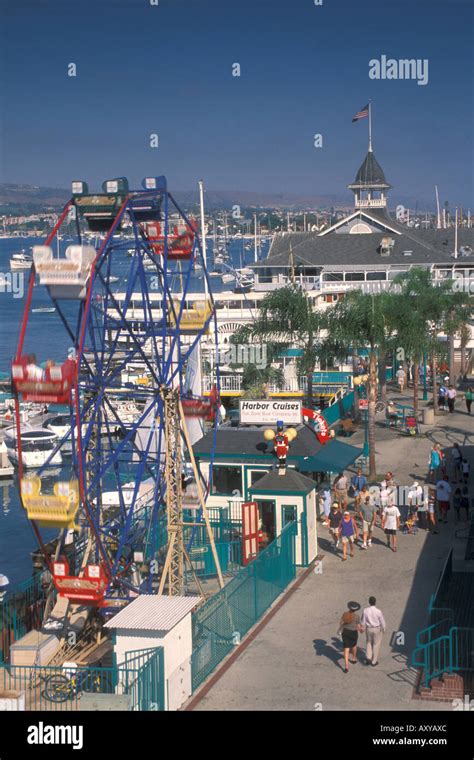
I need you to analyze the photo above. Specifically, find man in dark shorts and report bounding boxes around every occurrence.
[382,502,401,552]
[328,503,342,548]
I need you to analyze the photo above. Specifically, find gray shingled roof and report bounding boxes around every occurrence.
[348,150,391,189]
[249,468,317,494]
[193,425,322,461]
[253,215,474,270]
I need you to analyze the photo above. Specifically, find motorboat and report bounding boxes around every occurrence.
[235,267,254,277]
[43,413,74,447]
[4,424,62,468]
[10,251,33,270]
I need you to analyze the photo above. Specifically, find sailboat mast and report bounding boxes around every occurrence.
[198,180,208,299]
[254,213,258,263]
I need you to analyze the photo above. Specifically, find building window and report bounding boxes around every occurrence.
[249,470,268,487]
[211,465,243,496]
[345,272,365,281]
[349,223,372,234]
[366,271,386,281]
[282,505,298,529]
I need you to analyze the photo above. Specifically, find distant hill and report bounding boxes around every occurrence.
[0,182,433,213]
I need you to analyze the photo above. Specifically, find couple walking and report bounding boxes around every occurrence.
[337,598,386,673]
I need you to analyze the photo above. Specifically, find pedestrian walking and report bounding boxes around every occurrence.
[451,443,463,481]
[358,495,377,549]
[428,444,442,483]
[396,366,406,392]
[447,385,457,413]
[351,468,367,509]
[436,476,452,523]
[337,601,363,673]
[438,384,448,411]
[361,597,386,667]
[460,486,470,521]
[382,502,401,551]
[319,484,332,525]
[427,487,439,533]
[465,387,473,415]
[453,488,463,523]
[462,459,470,484]
[338,511,358,561]
[328,503,342,548]
[333,472,349,510]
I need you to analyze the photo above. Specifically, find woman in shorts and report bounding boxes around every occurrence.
[338,511,358,561]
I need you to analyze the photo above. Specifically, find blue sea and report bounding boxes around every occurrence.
[0,234,269,587]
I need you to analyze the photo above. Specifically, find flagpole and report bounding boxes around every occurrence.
[368,101,372,152]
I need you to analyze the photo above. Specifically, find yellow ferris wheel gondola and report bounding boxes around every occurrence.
[21,477,80,530]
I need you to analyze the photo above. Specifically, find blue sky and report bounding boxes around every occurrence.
[0,0,472,207]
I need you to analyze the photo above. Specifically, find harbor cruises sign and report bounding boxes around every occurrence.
[239,400,302,425]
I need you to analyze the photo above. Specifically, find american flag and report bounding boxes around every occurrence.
[352,104,369,122]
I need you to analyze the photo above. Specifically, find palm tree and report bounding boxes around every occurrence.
[324,290,396,478]
[232,284,323,406]
[393,268,470,415]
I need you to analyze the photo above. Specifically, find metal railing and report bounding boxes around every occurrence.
[191,521,297,692]
[0,646,164,711]
[202,375,308,394]
[0,572,51,664]
[412,627,474,688]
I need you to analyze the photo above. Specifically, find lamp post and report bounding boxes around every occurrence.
[354,375,369,457]
[362,406,369,457]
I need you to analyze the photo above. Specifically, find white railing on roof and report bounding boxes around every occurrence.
[202,375,308,394]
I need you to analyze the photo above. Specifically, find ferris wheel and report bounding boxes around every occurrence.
[11,175,222,611]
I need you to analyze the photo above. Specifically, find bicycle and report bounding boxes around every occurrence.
[43,664,101,703]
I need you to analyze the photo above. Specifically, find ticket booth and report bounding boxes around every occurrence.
[249,469,318,566]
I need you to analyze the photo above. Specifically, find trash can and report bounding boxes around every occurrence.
[422,407,434,425]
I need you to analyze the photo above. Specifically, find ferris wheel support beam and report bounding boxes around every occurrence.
[179,399,224,590]
[158,386,184,596]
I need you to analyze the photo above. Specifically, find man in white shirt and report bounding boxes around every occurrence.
[361,596,386,666]
[436,477,452,522]
[382,503,401,551]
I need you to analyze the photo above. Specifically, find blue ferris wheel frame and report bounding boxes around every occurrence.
[19,179,221,603]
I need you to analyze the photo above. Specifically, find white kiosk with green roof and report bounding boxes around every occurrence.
[249,468,318,566]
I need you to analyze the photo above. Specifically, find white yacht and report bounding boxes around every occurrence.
[4,425,62,468]
[10,251,33,270]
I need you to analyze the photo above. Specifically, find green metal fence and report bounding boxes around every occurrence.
[0,646,164,711]
[0,572,51,664]
[191,521,297,692]
[412,626,474,688]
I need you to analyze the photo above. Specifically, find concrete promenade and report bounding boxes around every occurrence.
[190,390,474,711]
